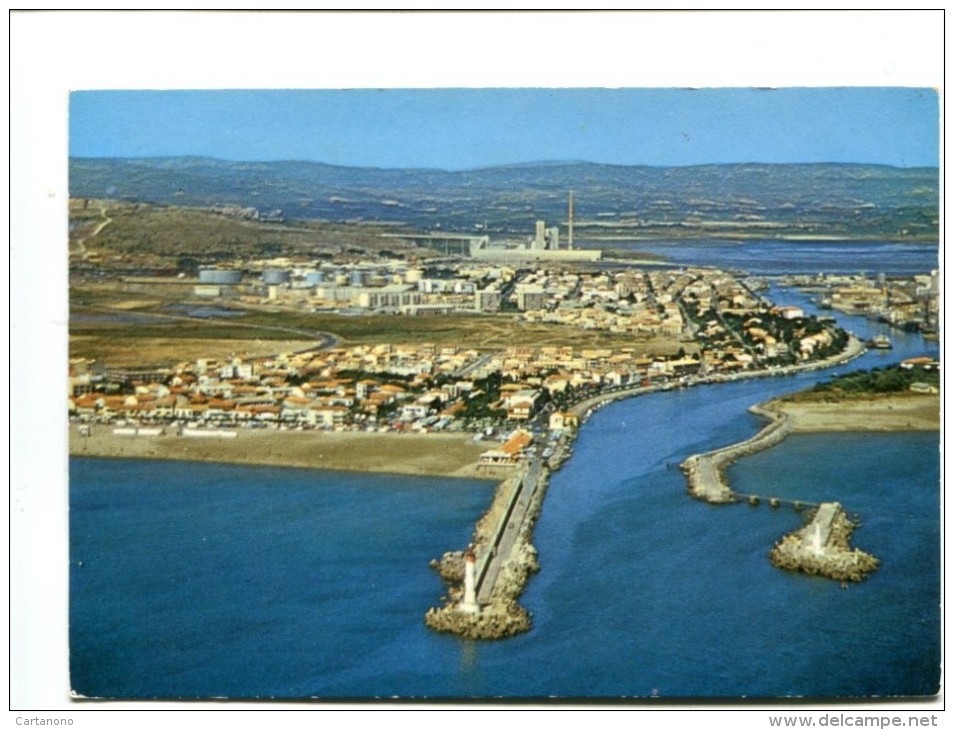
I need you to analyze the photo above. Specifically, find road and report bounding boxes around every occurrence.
[71,205,112,258]
[76,304,339,353]
[454,353,494,379]
[476,456,543,604]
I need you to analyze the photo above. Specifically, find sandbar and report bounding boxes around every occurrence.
[765,394,939,432]
[69,426,492,479]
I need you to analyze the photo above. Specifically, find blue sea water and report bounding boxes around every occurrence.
[69,464,496,699]
[69,252,942,700]
[69,427,941,699]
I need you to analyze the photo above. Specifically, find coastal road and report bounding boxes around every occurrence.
[454,353,494,379]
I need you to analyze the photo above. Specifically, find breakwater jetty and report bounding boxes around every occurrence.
[425,454,552,639]
[679,401,879,582]
[425,335,870,638]
[770,502,879,582]
[679,403,793,504]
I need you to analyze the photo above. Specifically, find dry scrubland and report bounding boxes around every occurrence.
[70,199,410,259]
[69,335,318,368]
[768,394,940,432]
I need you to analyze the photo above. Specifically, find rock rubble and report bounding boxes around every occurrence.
[770,509,879,582]
[425,468,547,640]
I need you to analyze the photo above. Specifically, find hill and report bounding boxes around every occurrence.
[69,158,939,241]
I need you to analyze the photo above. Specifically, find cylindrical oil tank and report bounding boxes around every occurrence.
[262,268,291,285]
[198,267,243,284]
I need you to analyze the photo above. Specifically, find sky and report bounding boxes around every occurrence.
[69,87,940,170]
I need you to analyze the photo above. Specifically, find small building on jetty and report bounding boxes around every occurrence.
[770,502,879,582]
[478,429,533,466]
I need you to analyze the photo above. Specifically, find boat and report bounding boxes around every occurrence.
[866,333,893,349]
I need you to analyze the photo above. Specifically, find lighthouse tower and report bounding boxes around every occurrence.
[459,546,480,614]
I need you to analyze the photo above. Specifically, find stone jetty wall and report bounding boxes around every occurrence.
[679,403,879,583]
[680,405,792,504]
[770,504,880,582]
[424,467,548,640]
[425,336,869,639]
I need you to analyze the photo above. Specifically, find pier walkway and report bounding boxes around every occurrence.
[475,457,543,604]
[733,493,821,511]
[680,404,792,504]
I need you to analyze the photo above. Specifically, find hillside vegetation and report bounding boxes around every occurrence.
[70,158,939,241]
[69,198,419,267]
[782,365,940,402]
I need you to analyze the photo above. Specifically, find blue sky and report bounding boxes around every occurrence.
[70,87,938,170]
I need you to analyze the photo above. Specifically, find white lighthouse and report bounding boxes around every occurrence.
[459,546,480,614]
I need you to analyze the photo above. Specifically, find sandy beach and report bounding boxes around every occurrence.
[69,426,494,479]
[767,394,940,432]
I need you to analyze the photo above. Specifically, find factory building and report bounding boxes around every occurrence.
[531,221,561,251]
[475,287,502,312]
[356,286,421,310]
[470,193,599,262]
[517,286,548,312]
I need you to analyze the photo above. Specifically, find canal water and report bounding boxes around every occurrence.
[69,245,940,700]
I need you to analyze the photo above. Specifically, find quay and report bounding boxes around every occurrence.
[476,457,543,604]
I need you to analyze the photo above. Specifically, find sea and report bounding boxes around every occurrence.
[69,241,941,701]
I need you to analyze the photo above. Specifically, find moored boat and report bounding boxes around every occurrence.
[866,333,893,349]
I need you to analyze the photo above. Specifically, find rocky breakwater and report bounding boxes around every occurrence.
[679,404,880,582]
[425,466,548,640]
[680,404,792,504]
[770,502,879,582]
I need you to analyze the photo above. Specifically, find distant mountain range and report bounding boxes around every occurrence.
[69,157,939,240]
